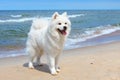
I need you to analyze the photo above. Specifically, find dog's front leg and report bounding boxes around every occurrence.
[55,54,61,73]
[47,55,57,75]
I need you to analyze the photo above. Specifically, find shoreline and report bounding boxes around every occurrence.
[0,29,120,58]
[1,40,120,63]
[74,29,120,48]
[0,41,120,80]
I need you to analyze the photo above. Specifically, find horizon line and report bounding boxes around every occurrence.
[0,9,120,11]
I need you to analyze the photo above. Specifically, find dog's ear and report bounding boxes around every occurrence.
[52,12,59,20]
[62,12,68,17]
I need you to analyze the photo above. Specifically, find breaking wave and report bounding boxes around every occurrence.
[0,14,85,23]
[65,24,120,49]
[11,15,22,18]
[68,14,85,18]
[0,17,36,23]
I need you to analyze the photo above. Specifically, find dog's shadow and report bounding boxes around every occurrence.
[23,63,50,74]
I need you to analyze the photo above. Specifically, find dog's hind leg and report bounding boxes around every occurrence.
[27,48,36,69]
[29,55,35,69]
[36,51,43,66]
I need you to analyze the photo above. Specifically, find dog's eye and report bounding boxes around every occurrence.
[65,22,67,24]
[58,23,61,25]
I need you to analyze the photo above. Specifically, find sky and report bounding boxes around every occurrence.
[0,0,120,10]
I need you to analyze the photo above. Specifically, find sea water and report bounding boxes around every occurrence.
[0,10,120,58]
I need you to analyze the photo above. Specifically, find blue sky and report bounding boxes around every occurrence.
[0,0,120,10]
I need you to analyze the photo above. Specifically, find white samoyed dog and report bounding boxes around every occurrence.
[26,12,71,75]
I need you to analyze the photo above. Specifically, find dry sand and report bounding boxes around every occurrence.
[0,41,120,80]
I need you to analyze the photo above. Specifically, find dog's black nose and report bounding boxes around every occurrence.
[64,26,67,30]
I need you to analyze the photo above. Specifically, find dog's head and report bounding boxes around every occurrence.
[49,12,71,38]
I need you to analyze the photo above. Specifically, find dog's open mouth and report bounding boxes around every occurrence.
[57,27,67,35]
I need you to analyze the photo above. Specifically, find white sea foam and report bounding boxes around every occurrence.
[0,14,84,23]
[65,25,120,49]
[0,17,36,23]
[68,14,85,18]
[11,15,22,18]
[83,25,120,40]
[0,49,25,58]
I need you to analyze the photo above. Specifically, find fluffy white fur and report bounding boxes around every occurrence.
[26,12,71,75]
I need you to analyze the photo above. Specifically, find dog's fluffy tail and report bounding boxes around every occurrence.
[30,18,48,30]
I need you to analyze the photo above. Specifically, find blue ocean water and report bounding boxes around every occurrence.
[0,10,120,58]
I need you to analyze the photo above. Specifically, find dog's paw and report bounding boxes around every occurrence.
[29,65,34,69]
[29,66,34,69]
[50,70,58,76]
[56,67,60,73]
[51,72,58,76]
[28,63,34,69]
[56,69,60,73]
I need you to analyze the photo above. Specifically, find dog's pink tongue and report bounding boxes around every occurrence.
[62,30,67,35]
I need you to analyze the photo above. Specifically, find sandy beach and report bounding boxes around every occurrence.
[0,41,120,80]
